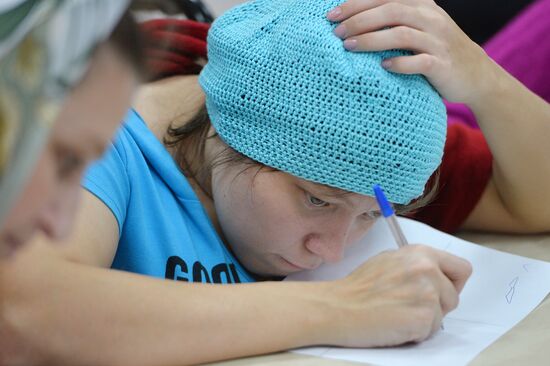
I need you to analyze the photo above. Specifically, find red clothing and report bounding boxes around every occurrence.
[409,124,493,232]
[139,19,494,233]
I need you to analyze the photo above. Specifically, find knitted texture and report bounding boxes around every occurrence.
[199,0,447,204]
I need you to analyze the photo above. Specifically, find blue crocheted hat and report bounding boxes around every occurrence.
[199,0,447,204]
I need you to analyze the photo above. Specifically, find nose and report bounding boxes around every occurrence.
[37,184,81,241]
[304,223,351,264]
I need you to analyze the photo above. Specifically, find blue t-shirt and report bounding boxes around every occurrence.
[83,109,255,284]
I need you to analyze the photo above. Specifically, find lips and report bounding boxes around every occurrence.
[282,257,321,271]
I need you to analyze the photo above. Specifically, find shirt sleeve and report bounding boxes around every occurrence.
[82,125,131,236]
[409,123,493,233]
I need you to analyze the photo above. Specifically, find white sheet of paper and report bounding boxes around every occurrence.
[285,218,550,366]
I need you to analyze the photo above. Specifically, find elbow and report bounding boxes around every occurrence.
[507,194,550,233]
[0,262,56,366]
[490,177,550,233]
[0,313,47,366]
[515,215,550,233]
[503,204,550,234]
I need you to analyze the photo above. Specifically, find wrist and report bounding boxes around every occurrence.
[463,53,512,115]
[303,279,377,347]
[288,281,341,346]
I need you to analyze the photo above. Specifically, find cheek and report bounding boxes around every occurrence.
[244,181,306,246]
[213,172,303,252]
[349,219,377,245]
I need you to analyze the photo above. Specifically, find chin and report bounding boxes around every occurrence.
[251,272,288,281]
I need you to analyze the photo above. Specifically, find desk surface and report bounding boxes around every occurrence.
[208,232,550,366]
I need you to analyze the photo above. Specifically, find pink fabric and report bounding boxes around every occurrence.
[446,0,550,128]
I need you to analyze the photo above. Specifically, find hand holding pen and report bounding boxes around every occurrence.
[374,184,445,330]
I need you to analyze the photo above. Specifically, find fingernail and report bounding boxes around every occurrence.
[382,59,392,69]
[334,24,347,39]
[327,6,342,20]
[344,38,357,50]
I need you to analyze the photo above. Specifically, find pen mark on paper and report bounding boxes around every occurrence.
[506,277,519,304]
[523,264,530,272]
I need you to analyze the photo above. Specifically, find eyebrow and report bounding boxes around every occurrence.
[304,181,355,205]
[317,184,353,198]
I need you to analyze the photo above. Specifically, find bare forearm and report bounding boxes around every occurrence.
[467,58,550,229]
[0,247,329,366]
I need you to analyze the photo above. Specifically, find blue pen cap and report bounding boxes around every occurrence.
[373,185,395,218]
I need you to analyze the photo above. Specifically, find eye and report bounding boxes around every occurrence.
[362,210,381,220]
[308,194,329,208]
[57,153,84,179]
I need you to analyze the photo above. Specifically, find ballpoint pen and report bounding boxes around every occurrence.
[373,184,444,330]
[373,185,408,248]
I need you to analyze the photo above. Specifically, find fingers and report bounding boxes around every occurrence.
[402,245,469,315]
[429,310,444,337]
[328,0,477,103]
[381,53,439,75]
[343,245,467,345]
[437,268,460,314]
[435,249,473,294]
[343,26,438,54]
[333,3,430,39]
[402,245,472,296]
[327,0,427,22]
[326,0,451,78]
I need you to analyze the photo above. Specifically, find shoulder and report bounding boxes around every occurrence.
[132,75,205,141]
